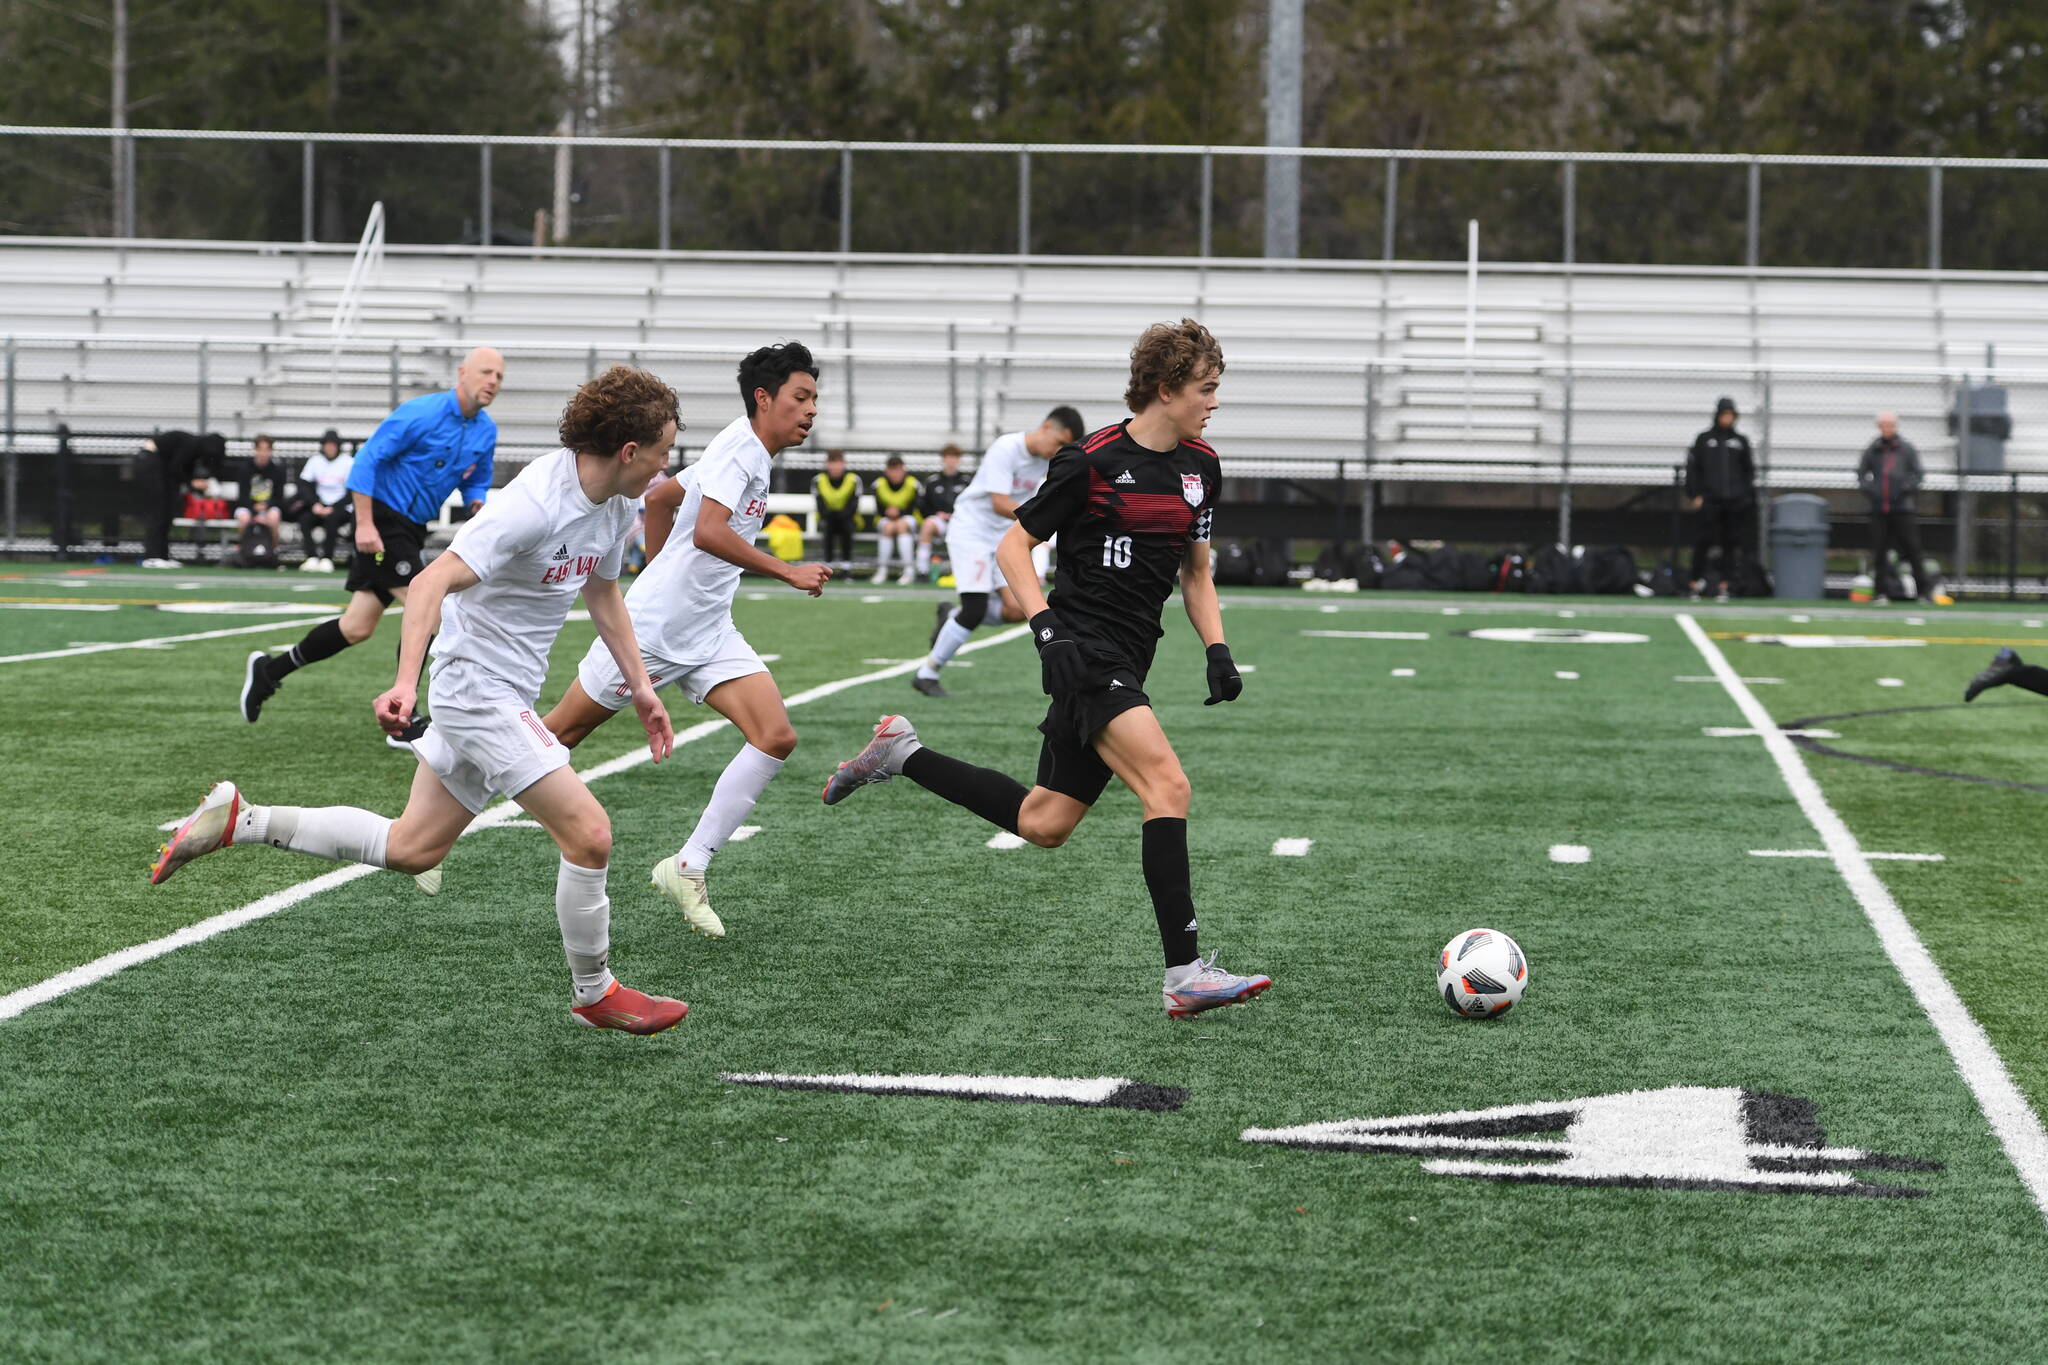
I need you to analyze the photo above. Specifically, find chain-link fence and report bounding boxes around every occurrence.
[14,125,2048,271]
[10,334,2048,591]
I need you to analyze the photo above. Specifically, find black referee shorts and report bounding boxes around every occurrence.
[343,500,429,604]
[1034,657,1152,806]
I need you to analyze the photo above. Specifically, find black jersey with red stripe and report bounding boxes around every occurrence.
[1015,421,1219,680]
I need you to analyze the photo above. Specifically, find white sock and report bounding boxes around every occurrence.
[914,542,931,574]
[875,537,893,569]
[681,743,785,868]
[241,803,391,867]
[928,615,975,669]
[894,532,913,564]
[555,858,615,1006]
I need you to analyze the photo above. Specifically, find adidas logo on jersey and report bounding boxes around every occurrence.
[553,543,571,561]
[1114,470,1137,484]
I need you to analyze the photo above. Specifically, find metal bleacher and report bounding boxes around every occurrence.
[5,238,2048,493]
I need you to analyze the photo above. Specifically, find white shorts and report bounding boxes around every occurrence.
[415,698,572,815]
[946,529,1007,595]
[576,627,768,711]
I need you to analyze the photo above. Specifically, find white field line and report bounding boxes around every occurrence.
[1678,612,2048,1222]
[0,625,1031,1023]
[1548,844,1590,863]
[1299,629,1432,641]
[1271,838,1314,857]
[1753,847,1941,859]
[1704,726,1838,739]
[0,615,337,665]
[985,831,1028,850]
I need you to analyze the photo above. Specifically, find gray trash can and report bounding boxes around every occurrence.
[1769,493,1830,600]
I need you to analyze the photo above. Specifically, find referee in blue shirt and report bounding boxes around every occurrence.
[241,347,504,739]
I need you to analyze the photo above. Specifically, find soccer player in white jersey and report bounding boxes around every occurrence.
[151,367,690,1035]
[910,405,1084,699]
[539,342,831,939]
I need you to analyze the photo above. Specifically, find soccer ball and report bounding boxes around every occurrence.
[1436,928,1528,1018]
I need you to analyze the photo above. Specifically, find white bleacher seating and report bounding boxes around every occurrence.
[7,238,2048,492]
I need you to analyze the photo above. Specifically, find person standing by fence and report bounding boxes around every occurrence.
[1684,397,1755,602]
[1857,411,1933,603]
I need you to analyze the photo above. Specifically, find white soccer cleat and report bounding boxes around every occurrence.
[150,781,242,885]
[821,714,921,805]
[897,567,916,585]
[413,867,442,895]
[1162,951,1273,1019]
[651,856,726,938]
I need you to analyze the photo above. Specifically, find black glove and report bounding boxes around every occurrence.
[1030,609,1090,697]
[1204,642,1242,705]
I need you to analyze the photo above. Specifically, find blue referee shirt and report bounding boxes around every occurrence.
[345,389,497,526]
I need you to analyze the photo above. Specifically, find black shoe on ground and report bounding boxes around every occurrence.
[911,674,950,699]
[1965,648,2022,703]
[930,600,954,648]
[386,711,429,748]
[239,651,278,723]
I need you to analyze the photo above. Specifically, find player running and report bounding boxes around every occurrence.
[824,319,1269,1019]
[910,405,1084,698]
[152,366,688,1035]
[241,346,504,746]
[538,342,831,940]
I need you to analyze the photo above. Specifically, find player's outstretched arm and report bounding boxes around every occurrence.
[375,550,477,734]
[694,495,830,596]
[1180,542,1241,705]
[582,573,673,762]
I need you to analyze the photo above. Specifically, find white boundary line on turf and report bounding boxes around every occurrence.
[0,615,337,665]
[0,625,1031,1023]
[1677,612,2048,1221]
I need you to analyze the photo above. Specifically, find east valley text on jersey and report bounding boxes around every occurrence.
[1015,422,1218,681]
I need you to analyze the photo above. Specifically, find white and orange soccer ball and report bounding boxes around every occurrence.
[1436,928,1529,1018]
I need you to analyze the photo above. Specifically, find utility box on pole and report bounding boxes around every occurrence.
[1949,383,2011,473]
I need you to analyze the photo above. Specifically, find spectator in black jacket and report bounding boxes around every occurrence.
[137,429,226,567]
[230,435,292,538]
[1685,396,1756,601]
[1857,411,1931,602]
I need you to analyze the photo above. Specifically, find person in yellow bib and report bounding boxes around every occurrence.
[871,455,922,583]
[813,449,861,571]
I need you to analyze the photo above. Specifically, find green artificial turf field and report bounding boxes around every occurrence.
[4,565,2048,1362]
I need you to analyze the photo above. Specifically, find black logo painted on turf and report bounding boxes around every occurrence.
[1242,1087,1941,1198]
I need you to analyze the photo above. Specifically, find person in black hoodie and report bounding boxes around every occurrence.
[137,429,226,566]
[1685,396,1756,601]
[1856,411,1930,602]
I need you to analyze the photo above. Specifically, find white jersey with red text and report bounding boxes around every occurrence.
[945,431,1045,547]
[430,447,632,707]
[627,414,775,660]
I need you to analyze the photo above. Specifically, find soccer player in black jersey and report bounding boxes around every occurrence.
[822,319,1269,1019]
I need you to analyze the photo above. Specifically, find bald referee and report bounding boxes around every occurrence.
[240,347,504,743]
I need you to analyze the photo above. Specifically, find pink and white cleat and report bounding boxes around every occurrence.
[150,781,242,885]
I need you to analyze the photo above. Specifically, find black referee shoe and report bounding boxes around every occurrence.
[1965,648,2022,703]
[239,651,279,723]
[385,711,429,749]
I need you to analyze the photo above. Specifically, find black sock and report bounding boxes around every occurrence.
[2012,664,2048,697]
[902,748,1026,834]
[1142,817,1200,968]
[269,618,349,679]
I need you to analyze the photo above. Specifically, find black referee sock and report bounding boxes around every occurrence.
[268,618,350,680]
[901,748,1026,834]
[2012,665,2048,697]
[1142,817,1200,968]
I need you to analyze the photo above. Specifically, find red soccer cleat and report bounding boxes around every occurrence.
[570,980,688,1035]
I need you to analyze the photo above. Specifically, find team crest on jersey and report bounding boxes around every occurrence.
[1181,473,1204,507]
